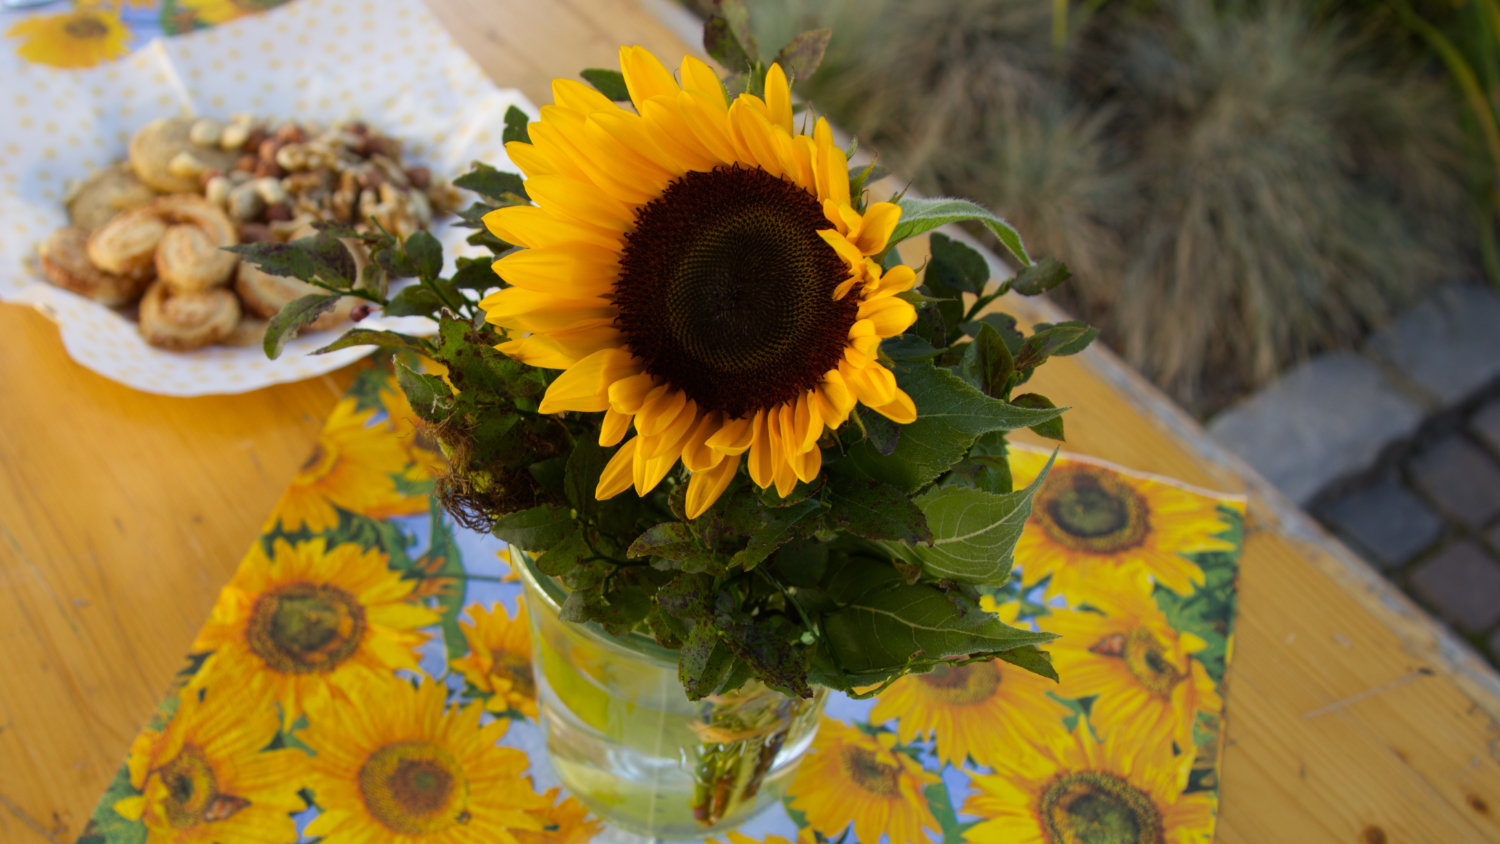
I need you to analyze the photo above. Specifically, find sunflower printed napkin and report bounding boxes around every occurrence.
[82,361,1245,844]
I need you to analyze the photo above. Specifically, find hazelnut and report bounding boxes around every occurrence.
[239,222,273,243]
[266,202,293,222]
[405,166,431,189]
[275,123,307,144]
[253,159,285,179]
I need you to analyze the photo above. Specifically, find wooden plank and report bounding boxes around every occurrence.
[0,305,357,840]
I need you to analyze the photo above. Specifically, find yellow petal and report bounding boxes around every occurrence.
[791,441,822,483]
[525,174,637,231]
[746,411,775,489]
[640,97,725,172]
[587,109,695,177]
[872,263,917,296]
[681,411,727,471]
[596,437,639,499]
[532,109,659,206]
[859,295,918,337]
[819,368,856,420]
[636,384,689,437]
[812,117,850,206]
[552,77,618,115]
[608,371,658,414]
[633,448,677,496]
[493,318,621,369]
[483,204,621,251]
[538,347,639,413]
[764,63,794,133]
[600,407,632,446]
[868,387,917,424]
[479,286,614,334]
[620,45,680,111]
[706,415,754,455]
[845,362,898,408]
[686,454,740,519]
[796,392,821,452]
[492,245,619,298]
[817,228,866,274]
[679,89,741,164]
[505,140,554,177]
[855,202,901,255]
[727,100,783,178]
[640,399,699,460]
[679,55,728,109]
[772,450,798,498]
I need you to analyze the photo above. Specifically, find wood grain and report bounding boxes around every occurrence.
[2,1,1498,841]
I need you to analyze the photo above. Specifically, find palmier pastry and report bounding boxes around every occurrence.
[127,117,237,194]
[65,163,157,231]
[37,227,152,307]
[155,224,234,291]
[137,280,241,351]
[86,208,166,277]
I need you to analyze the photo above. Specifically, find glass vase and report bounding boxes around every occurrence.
[516,553,827,839]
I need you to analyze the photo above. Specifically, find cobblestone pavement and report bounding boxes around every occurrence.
[1208,282,1500,668]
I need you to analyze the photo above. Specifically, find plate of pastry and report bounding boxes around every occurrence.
[0,0,530,395]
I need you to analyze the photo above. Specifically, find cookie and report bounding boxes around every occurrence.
[86,208,166,277]
[37,227,152,307]
[127,117,238,194]
[155,224,235,291]
[138,280,241,351]
[65,163,158,231]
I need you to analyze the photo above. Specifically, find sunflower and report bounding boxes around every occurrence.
[709,833,805,844]
[868,603,1070,770]
[963,718,1216,843]
[301,676,550,843]
[379,373,448,487]
[174,0,294,26]
[512,787,602,844]
[448,600,537,718]
[786,717,940,844]
[113,687,306,844]
[274,397,421,533]
[190,537,437,726]
[1044,572,1221,754]
[6,7,130,69]
[481,46,919,518]
[1009,447,1237,597]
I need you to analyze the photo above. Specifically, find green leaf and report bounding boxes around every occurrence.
[881,471,1043,586]
[451,257,502,292]
[840,363,1065,492]
[227,230,356,287]
[580,68,631,101]
[774,28,832,80]
[824,478,931,545]
[717,0,758,62]
[926,233,990,296]
[822,583,1057,675]
[383,284,444,318]
[564,435,606,519]
[1012,393,1064,440]
[503,105,531,145]
[1008,257,1071,296]
[881,334,944,362]
[453,162,527,203]
[81,759,147,844]
[890,196,1033,268]
[729,497,824,570]
[961,322,1016,399]
[394,361,452,423]
[490,504,574,553]
[996,644,1059,681]
[262,292,340,359]
[405,230,443,282]
[703,13,754,71]
[680,622,735,699]
[629,522,720,573]
[1016,321,1099,370]
[534,531,590,578]
[313,328,431,356]
[848,161,890,198]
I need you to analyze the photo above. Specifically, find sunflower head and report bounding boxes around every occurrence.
[481,45,921,519]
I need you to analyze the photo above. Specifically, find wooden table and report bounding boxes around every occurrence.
[2,1,1498,841]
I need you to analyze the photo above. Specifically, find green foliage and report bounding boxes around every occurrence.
[251,44,1091,700]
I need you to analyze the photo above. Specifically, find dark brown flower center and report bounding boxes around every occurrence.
[64,14,110,39]
[156,744,250,829]
[245,582,366,674]
[1037,467,1150,554]
[613,165,858,419]
[1039,770,1166,844]
[359,740,469,834]
[488,648,536,700]
[915,661,1001,705]
[840,745,902,797]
